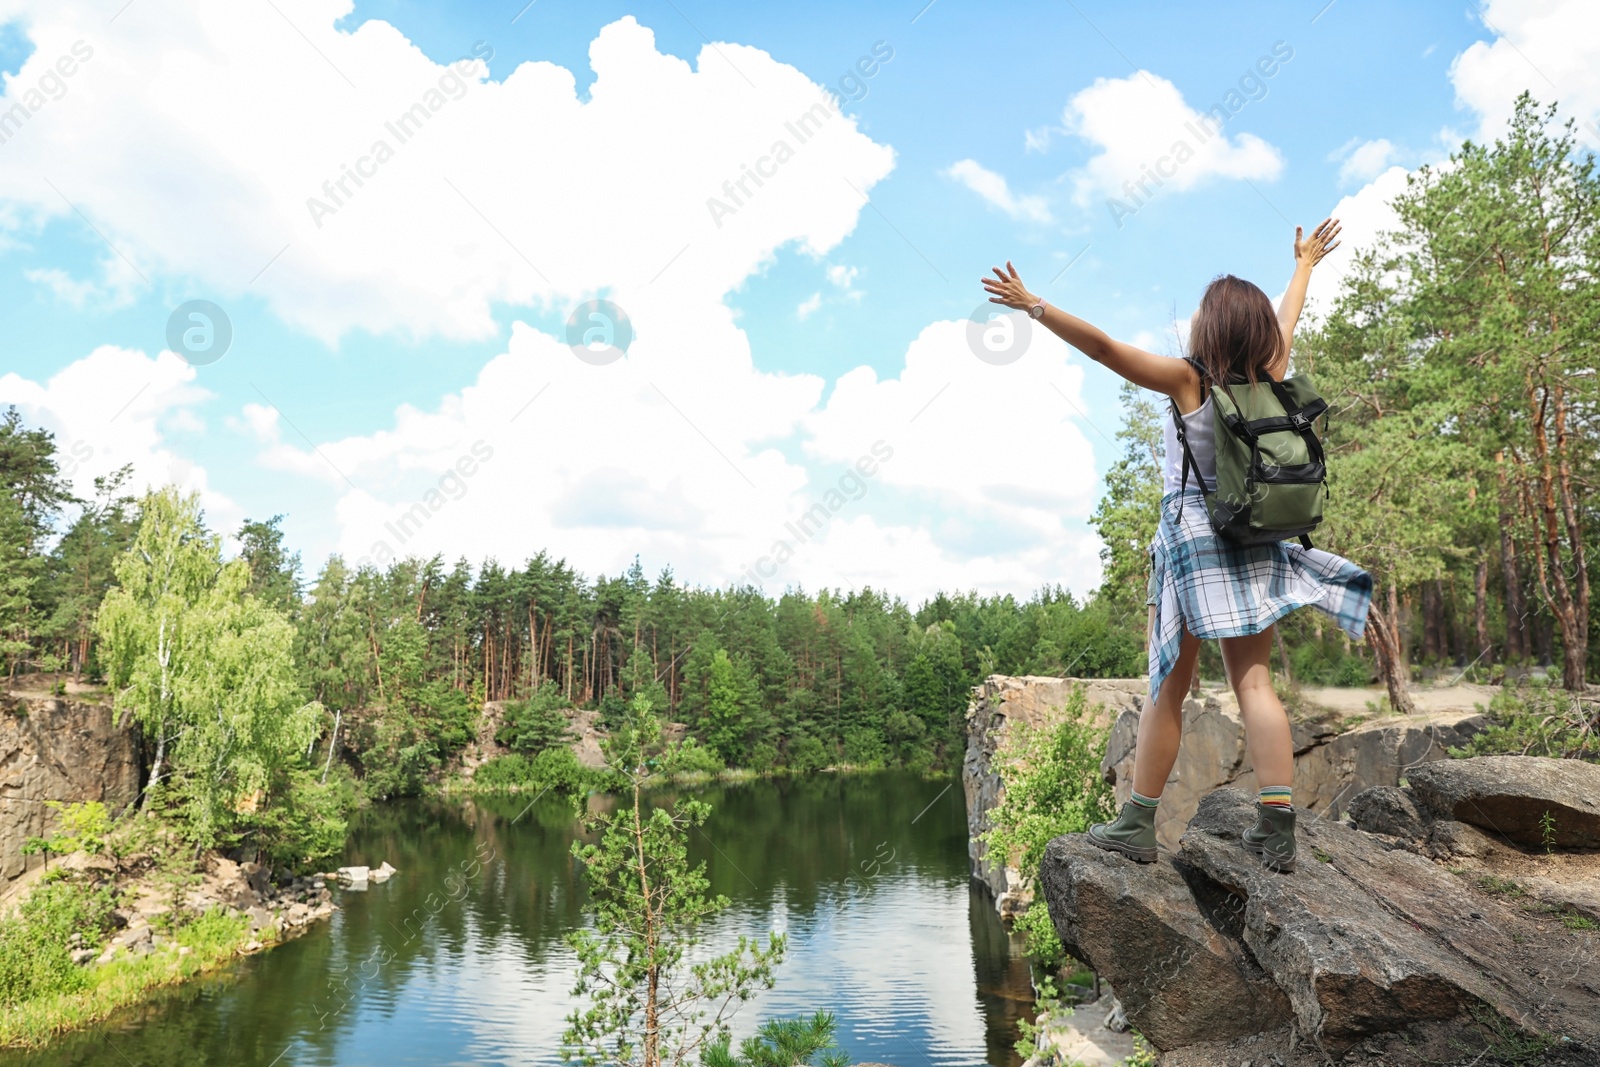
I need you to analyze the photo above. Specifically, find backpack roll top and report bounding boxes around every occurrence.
[1199,373,1329,546]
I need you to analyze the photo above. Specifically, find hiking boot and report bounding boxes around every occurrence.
[1088,801,1158,863]
[1242,802,1297,872]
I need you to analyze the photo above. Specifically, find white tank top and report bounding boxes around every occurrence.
[1163,393,1216,494]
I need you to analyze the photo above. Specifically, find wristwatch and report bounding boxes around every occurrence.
[1028,298,1047,320]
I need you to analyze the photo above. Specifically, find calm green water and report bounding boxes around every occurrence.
[4,773,1033,1066]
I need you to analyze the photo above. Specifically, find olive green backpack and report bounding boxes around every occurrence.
[1171,356,1330,547]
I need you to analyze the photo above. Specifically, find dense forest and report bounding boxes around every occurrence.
[0,96,1594,829]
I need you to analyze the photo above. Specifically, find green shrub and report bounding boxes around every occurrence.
[497,681,577,755]
[785,734,830,774]
[0,875,117,1005]
[1290,639,1371,687]
[746,742,779,774]
[841,727,887,768]
[357,713,440,799]
[662,737,724,777]
[982,685,1116,971]
[23,801,112,866]
[473,747,598,795]
[234,766,358,869]
[702,1010,848,1067]
[1449,678,1598,762]
[596,691,631,733]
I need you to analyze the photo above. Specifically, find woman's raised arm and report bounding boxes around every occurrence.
[981,261,1195,401]
[1273,217,1341,378]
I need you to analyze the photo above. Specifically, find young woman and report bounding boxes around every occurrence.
[980,219,1372,873]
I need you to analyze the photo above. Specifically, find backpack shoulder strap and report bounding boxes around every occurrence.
[1169,396,1209,505]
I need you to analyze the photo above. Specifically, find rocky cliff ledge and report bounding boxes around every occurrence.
[963,676,1487,912]
[963,676,1142,913]
[1039,756,1600,1066]
[1,690,141,884]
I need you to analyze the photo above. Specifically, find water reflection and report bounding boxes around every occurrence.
[3,773,1032,1067]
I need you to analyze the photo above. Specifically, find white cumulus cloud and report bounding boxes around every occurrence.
[0,5,894,344]
[1334,138,1398,186]
[1451,0,1600,143]
[944,159,1053,223]
[1060,71,1284,209]
[0,347,242,530]
[0,5,1109,601]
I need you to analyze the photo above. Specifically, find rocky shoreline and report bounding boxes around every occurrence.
[0,848,397,1048]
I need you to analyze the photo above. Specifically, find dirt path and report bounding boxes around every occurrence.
[1295,682,1501,717]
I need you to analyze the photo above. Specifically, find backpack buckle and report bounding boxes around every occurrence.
[1290,411,1310,429]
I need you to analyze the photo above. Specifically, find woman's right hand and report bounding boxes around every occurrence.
[1294,217,1342,268]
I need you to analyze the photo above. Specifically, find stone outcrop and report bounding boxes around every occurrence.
[457,701,686,776]
[1402,755,1600,849]
[963,676,1142,913]
[1039,825,1293,1049]
[1,690,141,884]
[1020,1004,1139,1067]
[1039,766,1600,1065]
[1101,695,1485,849]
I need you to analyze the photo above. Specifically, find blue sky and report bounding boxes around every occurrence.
[0,0,1592,600]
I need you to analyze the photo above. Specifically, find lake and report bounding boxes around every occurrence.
[3,772,1034,1066]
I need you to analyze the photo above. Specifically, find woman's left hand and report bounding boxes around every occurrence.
[981,261,1038,310]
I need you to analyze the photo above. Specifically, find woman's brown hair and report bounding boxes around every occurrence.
[1188,274,1283,386]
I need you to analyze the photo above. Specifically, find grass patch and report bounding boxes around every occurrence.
[1464,1003,1556,1063]
[1473,874,1526,897]
[1514,899,1600,930]
[0,903,254,1049]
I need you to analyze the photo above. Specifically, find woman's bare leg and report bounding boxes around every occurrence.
[1132,606,1202,798]
[1219,625,1293,788]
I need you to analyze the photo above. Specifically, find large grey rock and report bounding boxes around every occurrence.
[1038,833,1292,1050]
[1041,788,1600,1059]
[1180,792,1505,1054]
[1346,785,1426,841]
[0,691,141,884]
[1404,755,1600,848]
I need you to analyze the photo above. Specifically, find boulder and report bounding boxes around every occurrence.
[370,861,396,882]
[1404,755,1600,848]
[336,865,370,886]
[965,676,1488,911]
[1345,786,1426,841]
[1038,833,1292,1049]
[1179,791,1517,1054]
[1422,819,1502,860]
[1103,702,1486,849]
[1041,787,1600,1060]
[240,861,271,897]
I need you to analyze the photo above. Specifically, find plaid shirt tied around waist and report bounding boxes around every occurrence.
[1146,489,1373,705]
